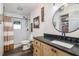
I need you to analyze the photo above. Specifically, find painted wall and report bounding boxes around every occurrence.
[44,3,62,35]
[0,3,3,55]
[30,3,62,38]
[30,4,45,37]
[30,3,79,38]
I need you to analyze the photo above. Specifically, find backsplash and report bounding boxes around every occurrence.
[44,33,79,44]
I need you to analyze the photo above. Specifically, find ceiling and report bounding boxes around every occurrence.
[4,3,41,16]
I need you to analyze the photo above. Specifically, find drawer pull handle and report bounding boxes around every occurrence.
[51,48,56,52]
[36,42,38,44]
[36,50,37,52]
[54,50,56,53]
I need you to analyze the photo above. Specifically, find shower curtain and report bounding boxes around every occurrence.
[3,16,14,53]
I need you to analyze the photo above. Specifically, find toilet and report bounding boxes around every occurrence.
[21,40,31,50]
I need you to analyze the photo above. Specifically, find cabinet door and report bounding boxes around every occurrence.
[41,42,56,56]
[33,47,41,56]
[47,45,56,56]
[33,39,41,47]
[56,49,71,56]
[41,42,49,56]
[33,39,42,56]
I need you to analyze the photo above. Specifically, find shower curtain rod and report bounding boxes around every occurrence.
[0,15,26,20]
[10,16,24,19]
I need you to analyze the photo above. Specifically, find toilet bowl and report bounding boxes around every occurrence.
[21,40,31,50]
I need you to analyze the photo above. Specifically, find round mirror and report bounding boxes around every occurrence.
[53,3,79,33]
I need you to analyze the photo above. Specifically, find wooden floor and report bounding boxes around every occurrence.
[3,47,33,56]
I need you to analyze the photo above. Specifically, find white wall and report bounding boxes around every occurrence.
[30,3,79,38]
[0,3,3,15]
[0,3,3,56]
[30,4,45,37]
[30,3,63,38]
[44,3,63,35]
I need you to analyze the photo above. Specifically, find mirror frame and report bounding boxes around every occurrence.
[52,3,79,33]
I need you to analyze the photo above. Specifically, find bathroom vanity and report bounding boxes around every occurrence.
[32,38,71,56]
[32,34,79,56]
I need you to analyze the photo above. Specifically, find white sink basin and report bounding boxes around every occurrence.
[51,40,74,49]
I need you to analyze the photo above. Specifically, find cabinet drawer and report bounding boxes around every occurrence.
[41,42,56,56]
[56,49,71,56]
[47,45,56,56]
[33,47,41,56]
[33,39,41,47]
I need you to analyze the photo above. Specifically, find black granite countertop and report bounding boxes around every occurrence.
[34,36,79,56]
